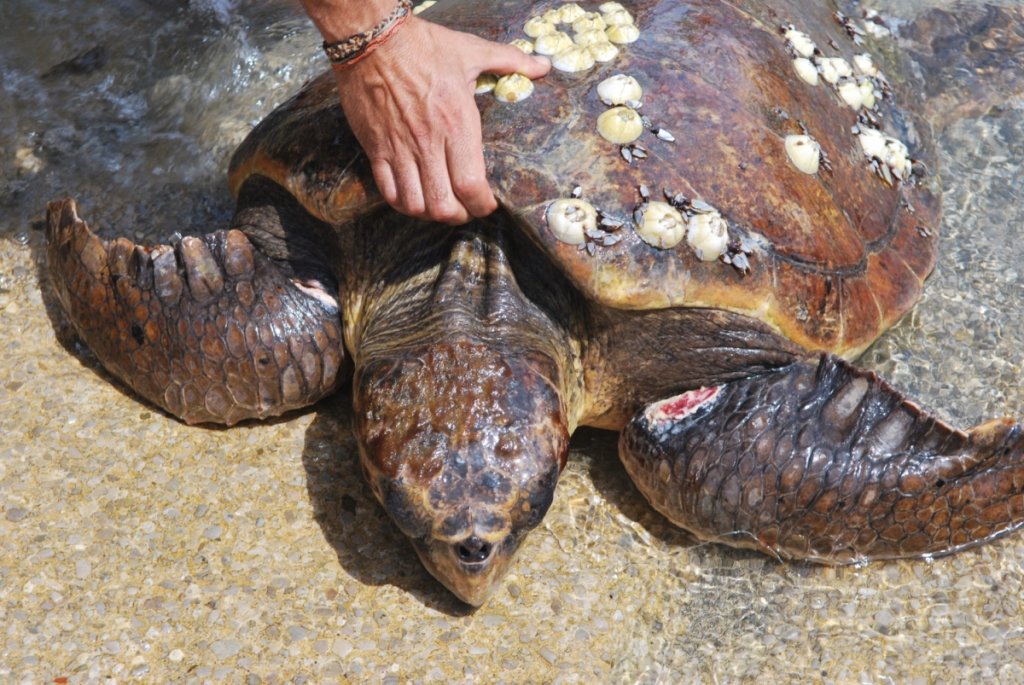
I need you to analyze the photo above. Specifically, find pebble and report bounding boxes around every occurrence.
[15,147,44,174]
[332,639,353,659]
[210,639,242,659]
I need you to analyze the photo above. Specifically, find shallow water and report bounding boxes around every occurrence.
[1,1,1023,682]
[0,0,319,241]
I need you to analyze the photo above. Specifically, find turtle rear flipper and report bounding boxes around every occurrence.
[619,355,1024,563]
[45,198,345,425]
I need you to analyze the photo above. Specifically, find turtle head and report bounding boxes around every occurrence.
[354,339,570,606]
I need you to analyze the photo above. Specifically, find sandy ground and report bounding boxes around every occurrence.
[2,0,1023,682]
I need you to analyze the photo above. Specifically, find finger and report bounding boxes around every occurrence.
[474,41,551,79]
[370,159,400,208]
[447,115,497,219]
[392,161,427,219]
[421,154,471,225]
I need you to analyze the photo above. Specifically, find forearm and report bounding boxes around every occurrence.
[298,0,399,42]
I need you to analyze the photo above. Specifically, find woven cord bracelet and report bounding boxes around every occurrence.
[322,0,415,69]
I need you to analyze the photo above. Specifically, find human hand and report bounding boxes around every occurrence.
[332,17,550,224]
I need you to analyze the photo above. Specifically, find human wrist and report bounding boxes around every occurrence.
[299,0,402,43]
[323,0,414,68]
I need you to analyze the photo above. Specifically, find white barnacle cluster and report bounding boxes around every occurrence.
[823,53,884,111]
[546,185,735,266]
[634,194,732,262]
[593,73,677,159]
[480,2,640,102]
[594,73,644,145]
[780,22,912,186]
[855,126,912,184]
[533,3,638,72]
[782,24,884,112]
[784,28,816,60]
[643,196,731,260]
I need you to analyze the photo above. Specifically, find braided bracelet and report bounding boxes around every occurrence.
[322,0,415,69]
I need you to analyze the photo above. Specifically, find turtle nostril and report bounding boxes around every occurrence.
[455,537,493,564]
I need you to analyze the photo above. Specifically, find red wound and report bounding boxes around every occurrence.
[658,386,720,419]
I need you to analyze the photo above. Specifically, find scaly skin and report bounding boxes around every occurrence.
[620,355,1024,562]
[46,199,345,426]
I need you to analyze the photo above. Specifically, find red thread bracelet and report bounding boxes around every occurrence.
[322,0,414,69]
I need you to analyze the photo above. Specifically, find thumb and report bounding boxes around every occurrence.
[478,42,551,79]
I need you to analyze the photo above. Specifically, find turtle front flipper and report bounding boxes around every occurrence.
[619,355,1024,563]
[45,198,345,425]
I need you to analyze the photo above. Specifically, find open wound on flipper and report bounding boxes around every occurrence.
[45,198,345,425]
[619,354,1024,563]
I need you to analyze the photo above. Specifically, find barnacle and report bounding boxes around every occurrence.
[597,106,644,144]
[494,74,534,102]
[784,134,821,174]
[587,41,619,62]
[606,24,640,44]
[552,45,596,72]
[535,31,574,56]
[686,209,730,261]
[597,74,643,106]
[793,58,819,86]
[546,198,598,245]
[784,28,816,58]
[636,201,686,249]
[475,73,498,94]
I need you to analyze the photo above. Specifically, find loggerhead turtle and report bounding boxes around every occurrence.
[44,0,1023,606]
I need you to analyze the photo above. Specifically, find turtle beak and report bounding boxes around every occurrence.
[411,532,523,607]
[375,457,559,607]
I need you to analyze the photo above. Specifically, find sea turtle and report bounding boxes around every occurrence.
[44,0,1023,606]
